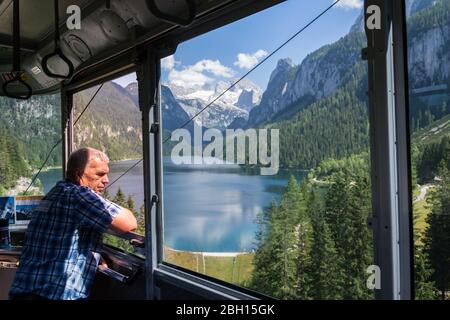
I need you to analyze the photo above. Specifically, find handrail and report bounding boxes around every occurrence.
[146,0,197,26]
[41,48,75,80]
[2,73,32,100]
[41,0,74,79]
[2,0,32,100]
[97,264,140,283]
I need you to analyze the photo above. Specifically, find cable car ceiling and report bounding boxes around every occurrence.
[0,0,283,98]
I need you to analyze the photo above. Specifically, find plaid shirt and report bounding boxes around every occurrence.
[9,181,121,300]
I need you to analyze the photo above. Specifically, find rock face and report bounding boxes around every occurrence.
[124,81,192,131]
[236,89,258,112]
[247,31,365,127]
[243,0,448,128]
[73,81,142,160]
[160,85,193,131]
[246,58,297,127]
[408,25,450,88]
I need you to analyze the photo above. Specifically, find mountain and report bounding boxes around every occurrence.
[235,89,259,112]
[245,58,298,127]
[160,85,193,131]
[168,78,262,129]
[244,0,449,169]
[125,82,139,106]
[0,93,62,169]
[407,0,450,131]
[407,1,450,88]
[73,82,142,160]
[0,0,448,189]
[267,61,369,169]
[123,82,192,132]
[246,32,366,128]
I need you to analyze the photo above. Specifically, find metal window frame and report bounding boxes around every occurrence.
[364,0,413,300]
[57,0,415,300]
[61,87,73,177]
[137,49,163,300]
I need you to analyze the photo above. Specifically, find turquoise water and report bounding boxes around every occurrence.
[39,159,305,252]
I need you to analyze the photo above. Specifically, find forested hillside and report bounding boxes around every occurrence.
[0,127,29,193]
[256,0,450,170]
[268,62,368,169]
[73,82,142,161]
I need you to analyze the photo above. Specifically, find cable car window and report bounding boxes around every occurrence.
[0,93,61,246]
[0,93,62,197]
[406,0,450,300]
[71,72,145,254]
[160,0,375,299]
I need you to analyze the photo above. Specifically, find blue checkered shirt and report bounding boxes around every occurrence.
[9,180,121,300]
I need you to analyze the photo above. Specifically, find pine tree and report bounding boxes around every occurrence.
[308,189,341,299]
[113,188,126,207]
[136,203,146,235]
[414,244,437,300]
[126,194,136,212]
[249,201,279,295]
[324,170,373,299]
[293,181,312,299]
[424,161,450,300]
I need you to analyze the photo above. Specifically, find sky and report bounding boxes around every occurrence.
[113,0,363,91]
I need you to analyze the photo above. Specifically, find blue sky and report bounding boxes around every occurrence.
[114,0,363,91]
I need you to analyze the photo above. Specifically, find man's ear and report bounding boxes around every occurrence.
[76,170,84,184]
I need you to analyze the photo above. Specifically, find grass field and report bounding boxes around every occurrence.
[164,247,255,286]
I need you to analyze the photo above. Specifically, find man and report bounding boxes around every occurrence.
[9,147,137,300]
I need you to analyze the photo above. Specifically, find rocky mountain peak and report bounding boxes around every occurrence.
[269,58,296,83]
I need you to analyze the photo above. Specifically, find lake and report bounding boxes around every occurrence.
[39,158,306,252]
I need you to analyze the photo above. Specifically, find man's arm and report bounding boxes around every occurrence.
[110,207,137,233]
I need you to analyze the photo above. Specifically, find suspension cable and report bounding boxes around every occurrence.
[105,0,342,190]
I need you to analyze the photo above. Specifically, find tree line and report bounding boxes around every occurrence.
[249,145,450,299]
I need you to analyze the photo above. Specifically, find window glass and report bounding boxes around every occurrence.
[0,93,61,239]
[405,0,450,300]
[0,93,62,197]
[71,73,145,254]
[161,0,375,299]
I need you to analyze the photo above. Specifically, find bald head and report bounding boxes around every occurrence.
[66,148,110,193]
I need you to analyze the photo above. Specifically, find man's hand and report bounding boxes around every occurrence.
[99,255,108,268]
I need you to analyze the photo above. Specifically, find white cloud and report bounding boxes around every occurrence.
[190,59,235,78]
[234,49,268,69]
[161,55,179,70]
[335,0,363,10]
[168,68,214,89]
[167,59,234,89]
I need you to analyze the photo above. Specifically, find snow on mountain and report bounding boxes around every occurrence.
[166,78,262,129]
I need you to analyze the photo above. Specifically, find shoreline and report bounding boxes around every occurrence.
[166,247,252,257]
[35,157,143,173]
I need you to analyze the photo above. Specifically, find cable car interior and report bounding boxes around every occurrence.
[0,0,449,301]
